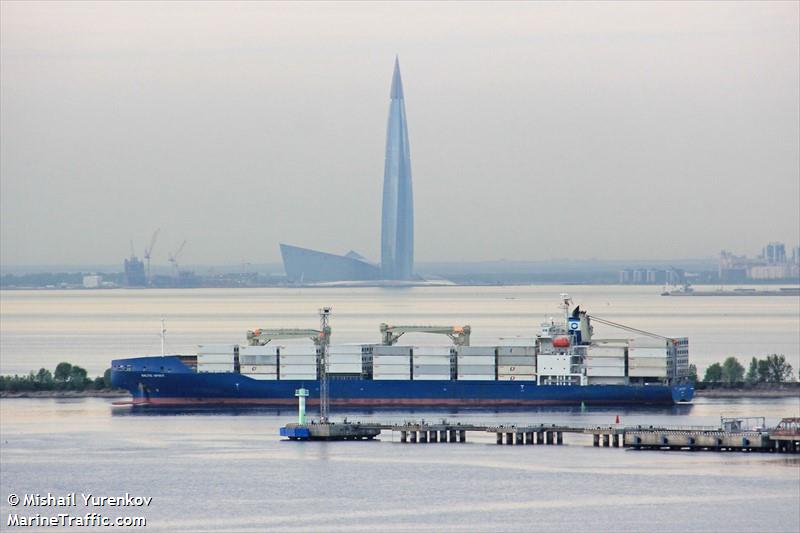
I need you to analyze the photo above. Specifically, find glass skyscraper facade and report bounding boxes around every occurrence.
[380,57,414,280]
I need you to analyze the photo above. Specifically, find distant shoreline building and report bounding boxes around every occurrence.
[720,241,800,282]
[281,58,415,283]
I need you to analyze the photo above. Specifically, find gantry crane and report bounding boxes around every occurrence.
[379,323,471,346]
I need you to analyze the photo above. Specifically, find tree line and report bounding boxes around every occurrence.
[689,354,795,387]
[0,362,113,393]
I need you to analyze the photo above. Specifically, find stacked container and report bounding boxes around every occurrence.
[412,347,452,380]
[456,346,496,381]
[279,345,318,380]
[584,345,626,378]
[327,345,364,375]
[197,344,236,373]
[239,345,278,380]
[497,346,536,381]
[372,345,411,380]
[628,340,668,378]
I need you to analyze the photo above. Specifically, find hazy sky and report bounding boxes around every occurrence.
[1,1,798,266]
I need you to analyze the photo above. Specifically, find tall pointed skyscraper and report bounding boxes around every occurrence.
[381,57,414,280]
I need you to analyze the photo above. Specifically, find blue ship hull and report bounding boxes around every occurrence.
[111,356,694,407]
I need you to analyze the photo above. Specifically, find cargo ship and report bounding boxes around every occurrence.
[111,297,694,407]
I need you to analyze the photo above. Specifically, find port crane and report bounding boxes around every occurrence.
[168,240,187,275]
[143,228,160,284]
[380,323,471,346]
[246,327,330,346]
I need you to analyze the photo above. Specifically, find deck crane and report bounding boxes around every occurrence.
[143,228,160,284]
[380,323,471,346]
[246,327,330,346]
[168,240,187,275]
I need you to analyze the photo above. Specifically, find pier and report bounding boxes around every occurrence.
[280,417,800,453]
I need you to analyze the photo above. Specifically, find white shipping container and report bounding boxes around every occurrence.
[413,375,450,380]
[327,354,363,364]
[629,338,668,349]
[584,357,625,367]
[457,355,495,365]
[243,374,278,380]
[372,364,412,374]
[279,355,318,365]
[497,346,536,357]
[197,363,235,373]
[628,367,667,378]
[326,363,363,373]
[414,347,453,357]
[457,347,496,357]
[373,374,411,380]
[412,355,452,365]
[586,346,627,358]
[279,375,318,380]
[629,359,667,369]
[458,365,497,374]
[372,356,411,365]
[372,346,412,356]
[586,366,625,377]
[413,364,450,373]
[587,376,626,385]
[497,356,536,366]
[240,345,279,356]
[197,354,235,364]
[497,365,536,375]
[279,345,318,356]
[328,345,364,355]
[197,344,237,354]
[629,347,667,358]
[240,355,278,365]
[457,375,496,381]
[497,375,536,381]
[241,364,277,374]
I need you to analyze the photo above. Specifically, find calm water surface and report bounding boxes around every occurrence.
[1,287,799,531]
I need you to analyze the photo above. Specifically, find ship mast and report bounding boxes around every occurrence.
[318,307,332,423]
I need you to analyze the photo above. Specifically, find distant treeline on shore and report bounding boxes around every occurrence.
[0,362,115,393]
[691,354,796,389]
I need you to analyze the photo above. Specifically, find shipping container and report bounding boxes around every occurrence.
[497,346,536,357]
[413,346,453,356]
[628,367,667,378]
[413,364,451,374]
[411,355,452,365]
[497,356,536,366]
[372,356,411,365]
[586,346,627,358]
[240,354,278,365]
[372,364,412,374]
[586,366,625,377]
[197,344,237,354]
[456,355,495,365]
[328,345,365,355]
[241,364,277,374]
[197,355,235,365]
[629,348,667,359]
[457,375,496,381]
[413,375,450,381]
[279,345,318,356]
[279,374,318,380]
[240,345,279,356]
[584,357,625,367]
[587,376,626,385]
[497,365,536,374]
[327,353,363,364]
[372,346,412,356]
[278,355,317,365]
[457,347,496,357]
[326,363,363,373]
[497,375,536,381]
[457,364,497,374]
[196,363,234,373]
[372,374,411,380]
